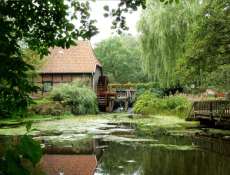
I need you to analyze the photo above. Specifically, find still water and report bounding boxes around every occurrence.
[95,137,230,175]
[1,118,230,175]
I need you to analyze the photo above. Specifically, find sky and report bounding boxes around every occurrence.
[88,0,141,45]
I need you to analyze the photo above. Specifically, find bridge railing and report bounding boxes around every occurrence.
[191,100,230,120]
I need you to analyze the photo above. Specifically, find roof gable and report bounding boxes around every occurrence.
[41,40,101,74]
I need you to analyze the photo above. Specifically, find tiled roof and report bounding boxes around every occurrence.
[41,40,101,74]
[39,154,97,175]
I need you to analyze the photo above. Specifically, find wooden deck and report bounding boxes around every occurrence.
[188,100,230,124]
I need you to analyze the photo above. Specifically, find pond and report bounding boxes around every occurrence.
[1,115,230,175]
[95,137,230,175]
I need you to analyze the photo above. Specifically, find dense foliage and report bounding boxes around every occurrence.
[138,0,201,87]
[133,92,191,117]
[22,49,44,79]
[50,81,98,115]
[95,35,147,83]
[180,0,230,91]
[138,0,229,91]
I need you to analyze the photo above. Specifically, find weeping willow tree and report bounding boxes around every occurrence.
[138,0,202,87]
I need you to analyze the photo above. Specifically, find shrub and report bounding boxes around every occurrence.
[163,95,191,117]
[133,92,162,115]
[133,92,191,117]
[136,87,164,98]
[164,96,189,109]
[50,81,98,115]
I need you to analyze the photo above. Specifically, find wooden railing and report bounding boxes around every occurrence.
[190,100,230,120]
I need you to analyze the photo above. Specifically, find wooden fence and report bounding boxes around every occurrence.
[189,100,230,121]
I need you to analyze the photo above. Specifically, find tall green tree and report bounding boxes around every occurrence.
[181,0,230,91]
[138,0,202,87]
[95,35,147,83]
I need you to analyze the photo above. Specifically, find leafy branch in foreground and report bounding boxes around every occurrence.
[0,122,43,175]
[103,0,178,33]
[0,0,97,118]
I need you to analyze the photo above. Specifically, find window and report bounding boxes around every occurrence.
[43,81,52,92]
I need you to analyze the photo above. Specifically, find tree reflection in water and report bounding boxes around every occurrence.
[96,137,230,175]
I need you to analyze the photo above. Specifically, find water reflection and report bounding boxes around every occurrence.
[1,134,230,175]
[96,138,230,175]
